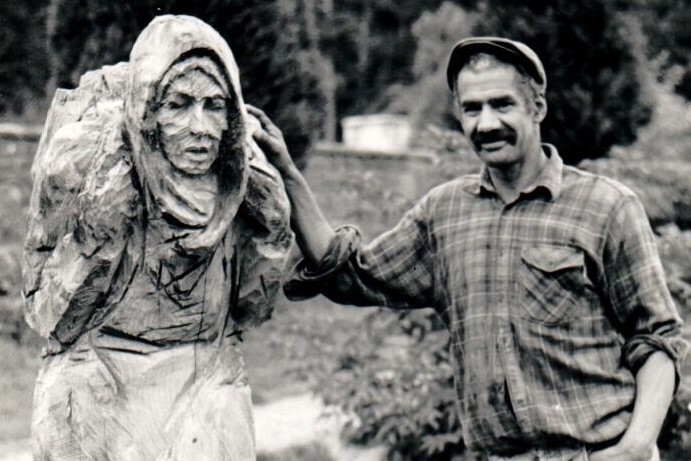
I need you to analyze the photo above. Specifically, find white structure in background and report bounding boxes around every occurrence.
[341,114,412,153]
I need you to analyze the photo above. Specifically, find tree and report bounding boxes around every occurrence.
[45,0,324,167]
[632,0,691,100]
[385,2,479,130]
[319,0,447,122]
[0,0,50,116]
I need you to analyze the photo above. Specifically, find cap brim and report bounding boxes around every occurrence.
[446,38,544,91]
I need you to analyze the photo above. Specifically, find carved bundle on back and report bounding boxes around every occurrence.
[23,63,140,343]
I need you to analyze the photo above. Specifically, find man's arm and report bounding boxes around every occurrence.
[246,105,436,310]
[247,105,334,265]
[590,196,688,460]
[590,351,675,461]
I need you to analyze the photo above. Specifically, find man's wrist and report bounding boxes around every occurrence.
[280,164,303,184]
[618,431,656,455]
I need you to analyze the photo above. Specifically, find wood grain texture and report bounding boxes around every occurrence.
[23,15,292,461]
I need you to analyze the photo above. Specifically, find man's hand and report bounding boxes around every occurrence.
[590,351,672,461]
[246,104,296,175]
[245,104,335,263]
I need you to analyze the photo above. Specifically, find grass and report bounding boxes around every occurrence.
[242,296,375,404]
[0,337,41,442]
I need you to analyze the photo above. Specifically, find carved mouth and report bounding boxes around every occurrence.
[186,146,209,154]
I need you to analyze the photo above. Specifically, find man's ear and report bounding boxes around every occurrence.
[451,96,465,135]
[533,95,547,123]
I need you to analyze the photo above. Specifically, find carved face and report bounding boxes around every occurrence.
[156,68,229,175]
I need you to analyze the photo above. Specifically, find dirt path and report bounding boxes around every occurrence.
[255,393,385,460]
[0,439,30,461]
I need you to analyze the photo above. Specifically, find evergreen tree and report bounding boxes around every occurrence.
[0,0,50,116]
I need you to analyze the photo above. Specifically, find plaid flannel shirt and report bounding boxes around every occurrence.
[285,145,688,454]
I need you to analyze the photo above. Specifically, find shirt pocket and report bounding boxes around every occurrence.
[520,245,591,325]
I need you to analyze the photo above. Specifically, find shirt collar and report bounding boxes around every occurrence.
[466,144,563,201]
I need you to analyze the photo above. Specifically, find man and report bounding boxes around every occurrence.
[250,37,687,460]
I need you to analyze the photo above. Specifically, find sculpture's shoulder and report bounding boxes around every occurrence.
[230,116,294,329]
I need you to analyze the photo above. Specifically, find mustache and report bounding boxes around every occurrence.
[472,128,517,146]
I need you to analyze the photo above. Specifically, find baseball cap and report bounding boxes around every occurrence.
[446,37,546,93]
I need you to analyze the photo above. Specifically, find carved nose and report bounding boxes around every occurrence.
[189,104,206,134]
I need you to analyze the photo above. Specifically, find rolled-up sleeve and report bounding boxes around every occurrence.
[284,198,436,310]
[604,196,688,388]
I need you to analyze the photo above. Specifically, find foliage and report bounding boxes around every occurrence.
[385,2,478,130]
[45,0,325,167]
[659,384,691,458]
[656,230,691,456]
[307,309,468,461]
[632,0,691,100]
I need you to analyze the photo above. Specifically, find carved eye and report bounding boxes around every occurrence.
[166,99,187,110]
[162,91,193,111]
[205,97,227,112]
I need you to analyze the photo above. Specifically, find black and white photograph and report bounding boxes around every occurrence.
[0,1,690,460]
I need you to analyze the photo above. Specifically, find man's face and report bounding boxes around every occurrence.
[156,69,228,175]
[456,63,542,168]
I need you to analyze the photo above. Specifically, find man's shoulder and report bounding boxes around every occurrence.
[407,174,483,220]
[562,164,639,204]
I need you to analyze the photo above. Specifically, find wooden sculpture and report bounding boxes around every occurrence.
[23,15,292,461]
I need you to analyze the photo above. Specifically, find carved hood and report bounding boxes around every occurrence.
[124,14,250,254]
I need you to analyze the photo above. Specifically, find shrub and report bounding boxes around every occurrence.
[310,309,475,461]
